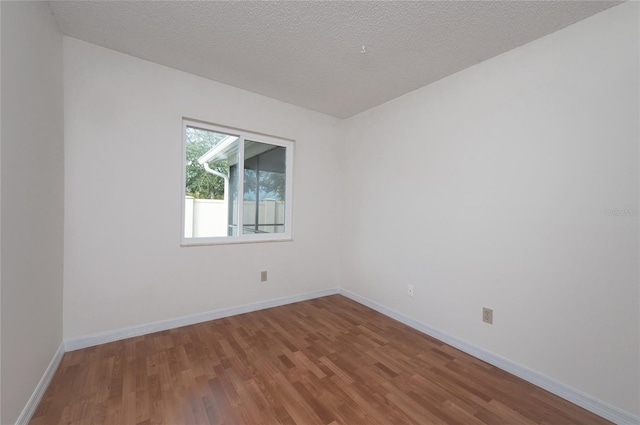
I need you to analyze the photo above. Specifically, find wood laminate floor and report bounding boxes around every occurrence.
[30,295,611,425]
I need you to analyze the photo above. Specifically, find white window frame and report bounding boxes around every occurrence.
[181,119,294,246]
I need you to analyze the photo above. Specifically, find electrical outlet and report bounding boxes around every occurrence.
[407,284,414,297]
[483,307,493,324]
[261,271,268,282]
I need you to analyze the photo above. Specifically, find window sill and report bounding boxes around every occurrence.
[180,237,293,247]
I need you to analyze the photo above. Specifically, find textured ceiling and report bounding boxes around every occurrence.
[49,1,621,118]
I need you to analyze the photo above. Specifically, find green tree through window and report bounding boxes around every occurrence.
[185,127,228,199]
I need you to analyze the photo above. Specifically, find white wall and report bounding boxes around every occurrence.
[0,4,3,422]
[63,38,344,340]
[0,2,64,424]
[342,2,639,417]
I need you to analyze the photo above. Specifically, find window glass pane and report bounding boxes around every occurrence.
[242,140,286,234]
[184,126,238,238]
[228,163,239,236]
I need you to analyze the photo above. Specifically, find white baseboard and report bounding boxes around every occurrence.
[338,288,639,425]
[15,342,65,425]
[64,288,339,352]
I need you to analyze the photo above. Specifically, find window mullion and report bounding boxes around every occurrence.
[237,135,245,237]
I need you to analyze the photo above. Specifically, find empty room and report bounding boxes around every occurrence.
[1,1,638,424]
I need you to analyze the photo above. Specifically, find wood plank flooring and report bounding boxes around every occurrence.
[30,295,612,425]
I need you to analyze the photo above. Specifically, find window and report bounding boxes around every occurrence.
[182,119,293,245]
